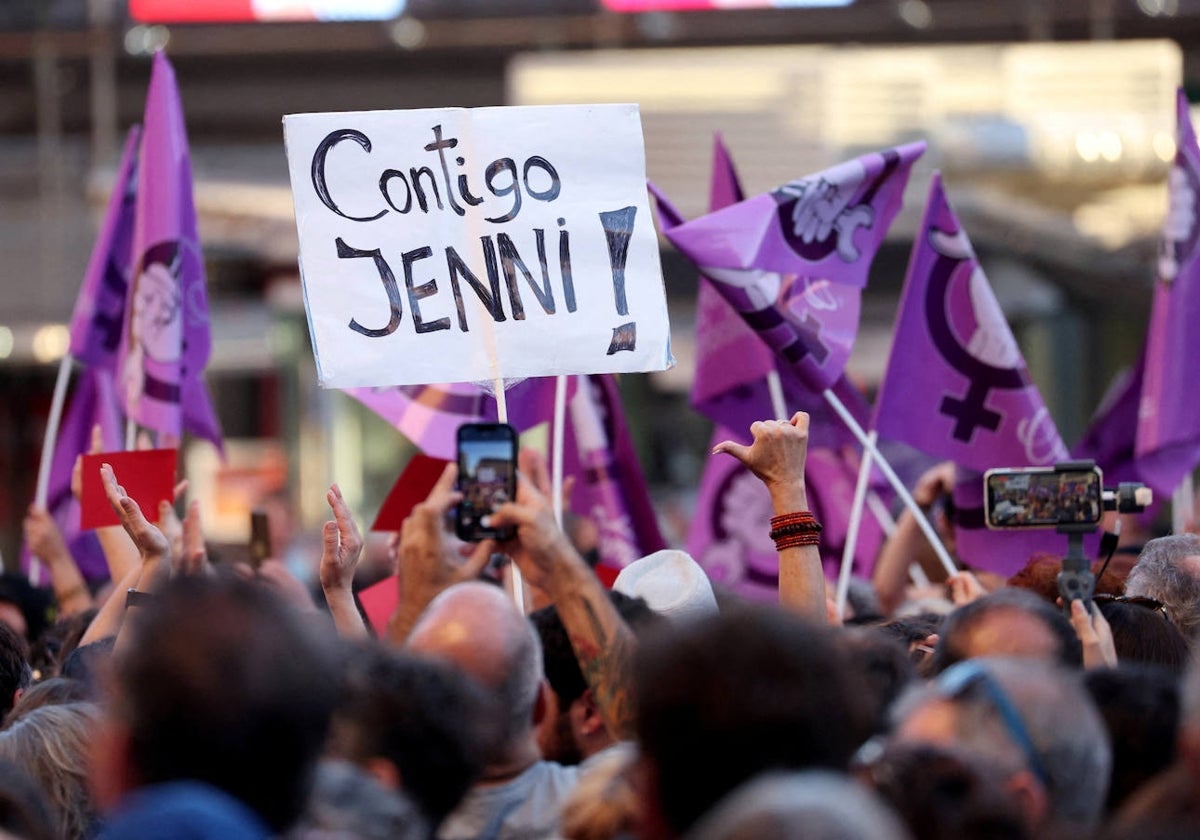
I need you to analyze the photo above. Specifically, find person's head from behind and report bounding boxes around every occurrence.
[1083,664,1180,814]
[0,758,57,840]
[0,701,98,839]
[330,642,495,827]
[930,588,1081,674]
[634,604,871,839]
[891,657,1110,834]
[1125,534,1200,638]
[686,770,912,840]
[859,741,1031,840]
[405,582,544,768]
[531,591,662,765]
[90,575,340,833]
[0,624,32,721]
[1095,596,1190,675]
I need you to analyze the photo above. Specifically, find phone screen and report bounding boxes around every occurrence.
[455,423,517,542]
[984,467,1103,529]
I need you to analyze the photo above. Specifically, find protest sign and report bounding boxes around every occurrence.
[80,448,177,530]
[283,105,673,387]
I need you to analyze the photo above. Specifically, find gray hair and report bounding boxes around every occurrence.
[891,657,1110,831]
[686,770,911,840]
[1125,534,1200,637]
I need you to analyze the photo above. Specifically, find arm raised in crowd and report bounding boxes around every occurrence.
[872,460,956,616]
[713,412,826,622]
[72,425,139,584]
[22,505,93,617]
[386,464,495,645]
[319,483,368,639]
[489,459,638,741]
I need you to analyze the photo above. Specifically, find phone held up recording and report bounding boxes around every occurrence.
[455,423,518,543]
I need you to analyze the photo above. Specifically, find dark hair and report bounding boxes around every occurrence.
[1096,599,1190,676]
[530,591,662,710]
[0,624,32,718]
[635,603,871,836]
[115,576,340,832]
[863,742,1031,840]
[29,609,98,682]
[1083,664,1180,813]
[331,644,495,827]
[4,677,90,727]
[931,588,1082,674]
[841,628,918,737]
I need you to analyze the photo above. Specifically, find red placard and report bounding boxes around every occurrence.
[371,455,452,532]
[80,449,178,530]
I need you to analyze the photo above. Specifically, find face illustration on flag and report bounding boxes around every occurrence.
[874,174,1067,472]
[116,51,222,451]
[1135,88,1200,496]
[665,142,925,394]
[69,127,141,372]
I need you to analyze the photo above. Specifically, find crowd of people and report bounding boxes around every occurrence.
[9,410,1200,839]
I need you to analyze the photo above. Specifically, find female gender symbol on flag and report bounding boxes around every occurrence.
[874,174,1067,472]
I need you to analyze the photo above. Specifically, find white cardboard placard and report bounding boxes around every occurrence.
[283,104,673,387]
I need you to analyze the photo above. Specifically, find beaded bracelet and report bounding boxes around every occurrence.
[774,531,821,551]
[768,511,822,542]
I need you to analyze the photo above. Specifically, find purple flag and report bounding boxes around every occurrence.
[1073,360,1146,485]
[1135,88,1200,497]
[22,368,123,582]
[562,375,667,569]
[952,466,1103,578]
[874,174,1068,472]
[115,52,222,451]
[346,376,566,460]
[664,142,925,394]
[655,139,871,449]
[69,127,141,372]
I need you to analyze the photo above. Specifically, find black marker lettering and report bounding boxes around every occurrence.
[424,125,465,217]
[446,243,506,331]
[311,129,386,222]
[484,158,521,223]
[335,237,402,337]
[401,246,451,334]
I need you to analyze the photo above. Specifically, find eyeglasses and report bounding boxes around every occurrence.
[1091,594,1171,621]
[934,661,1051,789]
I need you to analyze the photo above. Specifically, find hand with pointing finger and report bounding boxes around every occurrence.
[712,412,811,513]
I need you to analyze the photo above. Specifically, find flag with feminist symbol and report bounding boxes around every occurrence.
[664,141,925,396]
[68,127,141,372]
[115,51,223,452]
[1135,88,1200,498]
[874,174,1068,473]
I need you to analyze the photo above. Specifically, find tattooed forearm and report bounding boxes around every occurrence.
[560,583,638,740]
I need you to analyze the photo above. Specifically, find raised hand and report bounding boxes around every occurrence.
[712,412,811,511]
[319,483,363,595]
[100,462,169,566]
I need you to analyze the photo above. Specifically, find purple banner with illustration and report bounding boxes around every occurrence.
[953,466,1102,578]
[1135,88,1200,497]
[651,140,870,449]
[562,374,666,569]
[1074,360,1145,485]
[346,376,565,460]
[115,51,222,451]
[21,368,123,582]
[689,429,886,600]
[874,174,1068,472]
[664,142,925,394]
[69,127,141,372]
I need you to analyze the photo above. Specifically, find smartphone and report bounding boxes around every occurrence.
[249,509,272,569]
[983,466,1103,529]
[455,423,518,542]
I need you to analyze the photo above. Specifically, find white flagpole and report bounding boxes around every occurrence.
[1173,477,1194,534]
[766,370,788,421]
[35,354,73,509]
[837,430,877,620]
[551,375,568,530]
[492,376,525,613]
[822,388,958,578]
[31,353,74,586]
[865,489,927,585]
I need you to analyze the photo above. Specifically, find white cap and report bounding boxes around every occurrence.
[613,549,719,623]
